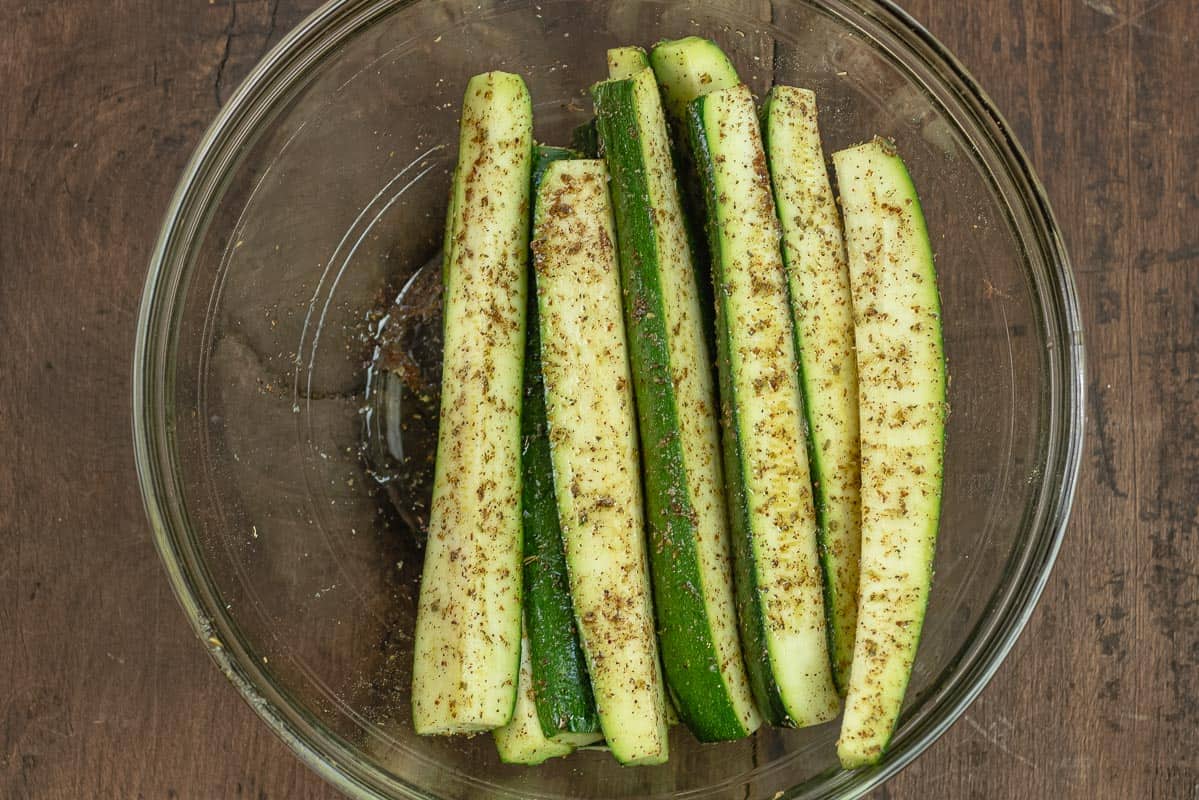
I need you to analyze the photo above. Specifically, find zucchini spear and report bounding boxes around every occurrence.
[533,158,670,766]
[593,60,760,742]
[833,138,945,768]
[412,71,533,736]
[688,84,840,728]
[762,86,862,694]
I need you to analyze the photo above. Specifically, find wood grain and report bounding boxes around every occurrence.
[0,0,1195,798]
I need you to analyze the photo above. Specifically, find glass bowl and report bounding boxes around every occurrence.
[132,0,1085,798]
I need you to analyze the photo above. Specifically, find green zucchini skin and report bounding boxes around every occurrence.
[687,85,840,729]
[570,120,600,158]
[518,145,601,739]
[833,138,945,769]
[592,70,761,742]
[565,47,650,166]
[413,71,533,735]
[493,622,602,764]
[761,87,862,694]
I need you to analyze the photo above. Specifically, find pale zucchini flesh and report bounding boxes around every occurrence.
[833,138,945,769]
[412,71,532,736]
[592,67,760,741]
[688,84,840,728]
[607,45,650,80]
[532,159,670,766]
[762,86,862,694]
[649,37,741,124]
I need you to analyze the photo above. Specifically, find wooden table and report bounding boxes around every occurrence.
[2,1,1195,797]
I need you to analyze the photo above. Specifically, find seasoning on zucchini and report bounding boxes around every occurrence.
[761,86,863,694]
[532,158,670,765]
[687,83,840,728]
[519,145,603,740]
[412,71,533,735]
[833,137,945,769]
[592,62,760,742]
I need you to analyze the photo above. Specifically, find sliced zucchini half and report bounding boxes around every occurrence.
[833,137,945,769]
[649,36,742,359]
[521,145,602,739]
[687,84,840,728]
[592,67,760,742]
[649,36,741,124]
[761,86,862,694]
[412,71,533,736]
[533,158,670,766]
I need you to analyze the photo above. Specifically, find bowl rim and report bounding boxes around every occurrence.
[132,1,1086,798]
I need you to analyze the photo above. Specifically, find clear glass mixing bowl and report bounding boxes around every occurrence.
[133,1,1085,797]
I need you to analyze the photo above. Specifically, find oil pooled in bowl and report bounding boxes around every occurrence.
[362,254,443,538]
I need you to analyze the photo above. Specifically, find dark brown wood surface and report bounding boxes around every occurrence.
[1,1,1195,797]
